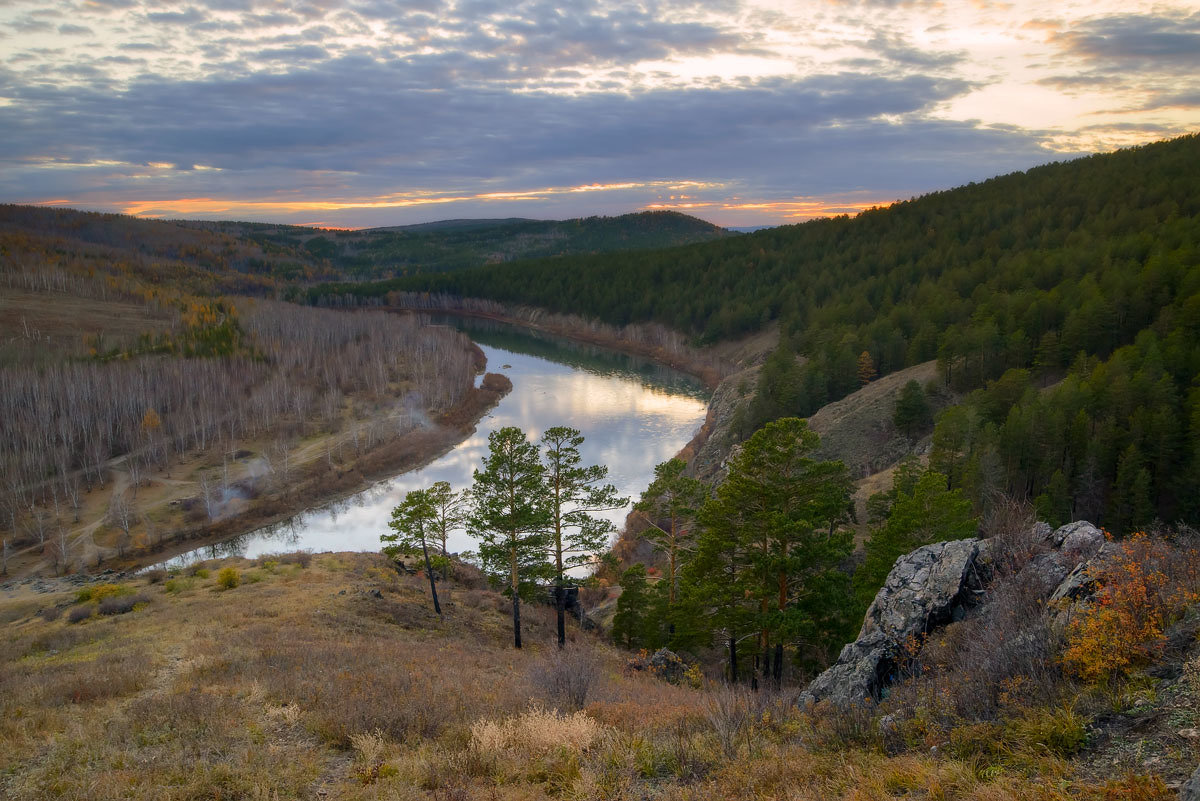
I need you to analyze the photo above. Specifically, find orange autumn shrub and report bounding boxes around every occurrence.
[1061,533,1199,683]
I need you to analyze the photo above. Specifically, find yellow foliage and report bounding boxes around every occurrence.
[1061,533,1197,683]
[469,705,603,756]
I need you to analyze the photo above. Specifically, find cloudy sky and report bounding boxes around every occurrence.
[1,0,1197,227]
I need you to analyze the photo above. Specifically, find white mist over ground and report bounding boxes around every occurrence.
[157,340,709,569]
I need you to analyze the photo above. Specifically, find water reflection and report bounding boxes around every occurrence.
[158,323,710,568]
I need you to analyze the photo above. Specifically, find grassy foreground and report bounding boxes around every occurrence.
[0,552,1180,800]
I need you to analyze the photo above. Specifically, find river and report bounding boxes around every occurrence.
[158,317,710,567]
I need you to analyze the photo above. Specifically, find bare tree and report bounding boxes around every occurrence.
[108,492,134,557]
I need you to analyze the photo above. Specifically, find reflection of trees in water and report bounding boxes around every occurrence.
[425,315,709,400]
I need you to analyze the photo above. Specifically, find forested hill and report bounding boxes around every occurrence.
[330,133,1200,533]
[184,210,729,279]
[348,134,1198,346]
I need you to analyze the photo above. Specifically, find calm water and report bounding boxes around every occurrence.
[158,318,710,567]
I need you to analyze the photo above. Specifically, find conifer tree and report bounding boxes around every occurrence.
[634,458,705,629]
[893,379,932,439]
[854,467,977,608]
[468,426,550,648]
[857,351,877,385]
[382,488,442,615]
[541,426,627,648]
[611,563,650,649]
[426,480,465,576]
[695,418,853,686]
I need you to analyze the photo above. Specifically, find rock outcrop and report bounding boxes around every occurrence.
[800,520,1114,708]
[800,538,987,707]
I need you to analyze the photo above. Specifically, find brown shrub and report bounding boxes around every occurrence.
[67,604,94,624]
[39,650,153,705]
[98,593,148,616]
[530,645,600,711]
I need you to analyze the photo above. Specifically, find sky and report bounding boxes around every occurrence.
[1,0,1197,228]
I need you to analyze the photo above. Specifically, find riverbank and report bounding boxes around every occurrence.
[4,370,512,579]
[381,294,734,390]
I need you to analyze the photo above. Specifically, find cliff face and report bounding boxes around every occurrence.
[689,364,759,485]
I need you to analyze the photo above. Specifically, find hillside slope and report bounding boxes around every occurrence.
[191,210,730,279]
[0,549,1184,799]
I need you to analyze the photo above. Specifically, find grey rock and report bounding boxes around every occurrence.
[799,520,1115,709]
[1181,763,1200,801]
[800,538,984,707]
[1047,521,1105,557]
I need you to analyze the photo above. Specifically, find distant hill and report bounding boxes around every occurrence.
[182,210,729,279]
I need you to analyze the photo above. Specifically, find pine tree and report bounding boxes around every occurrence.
[611,564,650,649]
[699,418,853,687]
[856,350,876,386]
[634,458,705,621]
[426,480,465,577]
[854,468,977,607]
[468,426,551,648]
[893,379,932,439]
[541,426,627,648]
[382,488,442,615]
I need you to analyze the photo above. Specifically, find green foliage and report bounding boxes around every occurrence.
[633,458,706,609]
[468,427,553,601]
[893,380,932,440]
[541,426,627,580]
[685,418,855,678]
[216,567,240,590]
[282,210,728,281]
[363,134,1200,480]
[74,583,133,604]
[854,466,977,607]
[611,564,651,649]
[384,485,448,613]
[934,327,1200,532]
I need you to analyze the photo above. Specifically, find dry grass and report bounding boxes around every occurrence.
[0,550,1178,800]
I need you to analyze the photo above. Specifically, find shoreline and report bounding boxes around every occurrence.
[17,312,725,579]
[388,306,727,391]
[71,373,513,575]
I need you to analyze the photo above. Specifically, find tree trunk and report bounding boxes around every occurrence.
[510,546,522,649]
[772,643,783,686]
[555,582,566,649]
[420,537,442,615]
[512,590,522,649]
[728,634,738,683]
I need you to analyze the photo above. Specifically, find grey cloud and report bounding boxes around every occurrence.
[1053,12,1200,73]
[59,23,94,35]
[145,7,209,25]
[255,44,330,61]
[0,53,1054,221]
[865,31,963,70]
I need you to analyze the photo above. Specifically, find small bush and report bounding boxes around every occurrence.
[143,568,168,584]
[531,646,599,711]
[194,568,211,579]
[1004,705,1088,757]
[98,593,148,616]
[470,706,603,755]
[163,577,192,594]
[74,583,133,604]
[216,567,240,590]
[67,605,94,624]
[1062,533,1198,683]
[39,606,63,622]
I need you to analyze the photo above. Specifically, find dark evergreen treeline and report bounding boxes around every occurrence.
[198,210,729,279]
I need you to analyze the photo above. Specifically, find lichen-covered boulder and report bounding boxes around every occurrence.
[800,538,986,707]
